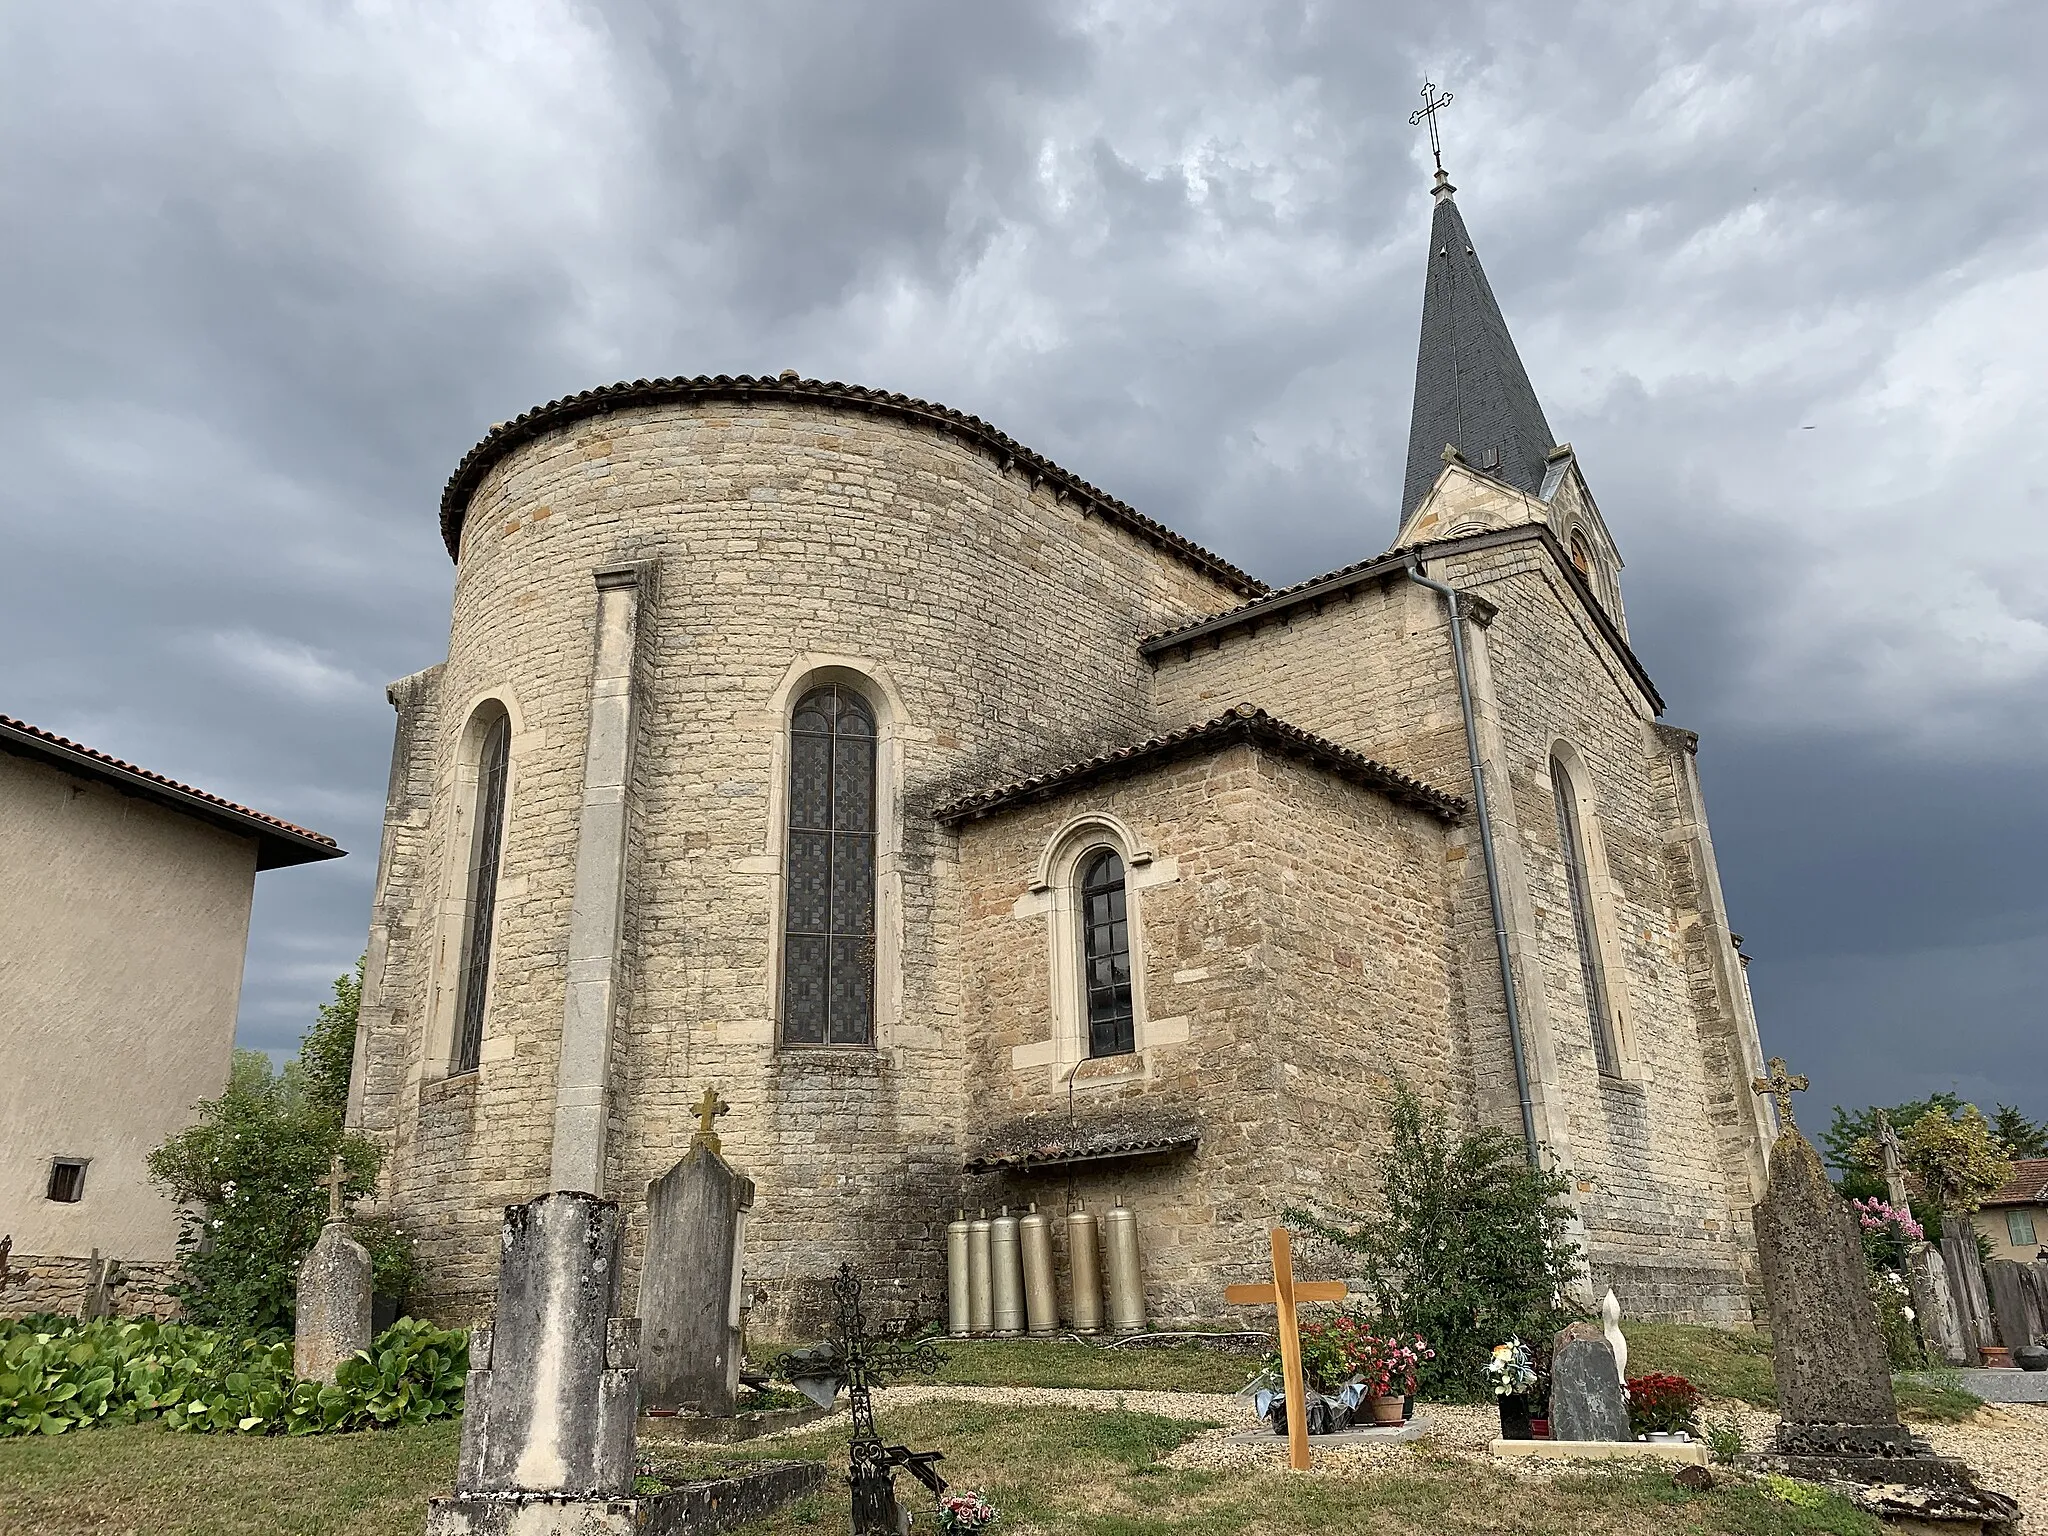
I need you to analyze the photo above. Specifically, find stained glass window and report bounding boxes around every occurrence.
[783,684,876,1046]
[1080,848,1135,1058]
[454,708,511,1074]
[1551,758,1618,1077]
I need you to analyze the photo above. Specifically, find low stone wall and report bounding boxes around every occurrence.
[0,1253,181,1320]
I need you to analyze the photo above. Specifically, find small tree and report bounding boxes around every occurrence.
[148,959,412,1331]
[1902,1105,2012,1214]
[1289,1081,1584,1400]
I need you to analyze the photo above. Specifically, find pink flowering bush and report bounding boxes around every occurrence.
[1851,1197,1924,1270]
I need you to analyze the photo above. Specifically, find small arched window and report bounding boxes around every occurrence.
[782,683,876,1046]
[1569,529,1593,578]
[453,706,512,1073]
[1079,848,1135,1058]
[1550,756,1619,1077]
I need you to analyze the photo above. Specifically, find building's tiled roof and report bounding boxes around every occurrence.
[965,1128,1200,1175]
[1984,1158,2048,1208]
[931,703,1464,826]
[438,372,1267,598]
[0,714,344,870]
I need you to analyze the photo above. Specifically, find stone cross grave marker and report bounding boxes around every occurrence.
[294,1156,372,1384]
[1875,1110,1911,1210]
[770,1265,947,1536]
[1549,1322,1630,1441]
[691,1086,729,1154]
[1224,1227,1347,1471]
[431,1193,640,1533]
[1876,1109,1973,1364]
[639,1085,756,1417]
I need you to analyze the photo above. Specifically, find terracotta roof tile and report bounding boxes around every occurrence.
[931,703,1464,826]
[1984,1158,2048,1207]
[0,714,343,870]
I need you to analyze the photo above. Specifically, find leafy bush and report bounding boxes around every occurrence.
[146,961,415,1330]
[1625,1372,1700,1436]
[1288,1081,1584,1400]
[0,1315,466,1438]
[1902,1106,2012,1214]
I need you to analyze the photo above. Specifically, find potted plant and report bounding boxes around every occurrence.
[1351,1330,1432,1426]
[1488,1337,1539,1439]
[1626,1372,1702,1441]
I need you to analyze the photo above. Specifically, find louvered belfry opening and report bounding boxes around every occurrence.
[1080,847,1135,1058]
[783,684,877,1045]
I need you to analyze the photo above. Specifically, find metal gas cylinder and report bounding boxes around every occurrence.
[967,1209,994,1335]
[1065,1201,1105,1335]
[1019,1202,1058,1336]
[990,1205,1025,1337]
[946,1209,973,1337]
[1103,1198,1146,1335]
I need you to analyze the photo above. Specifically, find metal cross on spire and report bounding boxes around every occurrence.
[1751,1056,1810,1129]
[1410,79,1454,173]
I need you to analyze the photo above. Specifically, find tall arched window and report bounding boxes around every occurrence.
[1550,755,1619,1077]
[783,683,876,1045]
[1569,529,1593,577]
[1079,847,1135,1058]
[453,706,511,1073]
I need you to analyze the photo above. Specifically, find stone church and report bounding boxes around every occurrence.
[349,164,1776,1331]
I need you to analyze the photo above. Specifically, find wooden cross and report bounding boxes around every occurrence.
[691,1086,730,1154]
[316,1155,349,1223]
[1224,1227,1348,1471]
[1752,1056,1809,1129]
[1408,78,1455,173]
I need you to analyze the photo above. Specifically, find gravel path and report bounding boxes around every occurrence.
[749,1384,2048,1530]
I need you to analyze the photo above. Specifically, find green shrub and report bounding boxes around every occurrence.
[0,1315,466,1438]
[1287,1081,1584,1399]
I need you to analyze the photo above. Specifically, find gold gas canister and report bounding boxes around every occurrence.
[990,1205,1025,1337]
[967,1209,994,1335]
[1103,1198,1146,1335]
[946,1209,973,1337]
[1065,1201,1105,1335]
[1018,1202,1058,1336]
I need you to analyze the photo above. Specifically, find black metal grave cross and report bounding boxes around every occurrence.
[772,1264,948,1535]
[1409,79,1454,172]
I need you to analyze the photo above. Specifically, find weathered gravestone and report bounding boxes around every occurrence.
[639,1087,756,1417]
[1942,1223,1995,1359]
[1985,1260,2043,1350]
[1549,1321,1630,1442]
[1877,1111,1972,1366]
[295,1158,372,1385]
[1749,1060,2019,1530]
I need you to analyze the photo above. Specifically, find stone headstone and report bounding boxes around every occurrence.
[433,1192,639,1528]
[1941,1224,1994,1358]
[1753,1128,1911,1451]
[1986,1258,2043,1349]
[1910,1242,1971,1366]
[1548,1322,1630,1442]
[638,1143,755,1416]
[294,1222,373,1385]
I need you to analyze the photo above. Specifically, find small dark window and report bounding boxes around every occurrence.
[1569,530,1593,577]
[47,1159,87,1203]
[1080,848,1136,1058]
[782,684,877,1046]
[454,708,512,1073]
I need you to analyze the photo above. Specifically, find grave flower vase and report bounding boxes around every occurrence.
[1497,1394,1534,1440]
[1368,1394,1404,1427]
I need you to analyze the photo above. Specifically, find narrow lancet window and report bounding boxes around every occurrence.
[1551,757,1618,1077]
[1079,848,1135,1058]
[453,708,511,1073]
[783,684,876,1046]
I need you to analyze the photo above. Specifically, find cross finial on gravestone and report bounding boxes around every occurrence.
[1752,1056,1809,1129]
[691,1086,729,1154]
[316,1154,349,1223]
[1409,79,1454,173]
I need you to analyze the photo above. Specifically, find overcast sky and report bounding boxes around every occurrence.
[6,1,2044,1132]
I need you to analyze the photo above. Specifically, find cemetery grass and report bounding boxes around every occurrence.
[1627,1324,1981,1422]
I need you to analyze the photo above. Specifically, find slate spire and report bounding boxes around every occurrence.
[1400,168,1557,522]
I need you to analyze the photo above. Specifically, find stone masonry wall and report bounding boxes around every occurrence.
[952,742,1457,1325]
[1149,528,1764,1322]
[0,1254,180,1320]
[352,396,1246,1328]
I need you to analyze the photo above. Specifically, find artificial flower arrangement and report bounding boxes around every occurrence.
[1486,1337,1539,1398]
[936,1489,999,1533]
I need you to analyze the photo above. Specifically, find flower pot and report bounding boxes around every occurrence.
[1980,1345,2014,1369]
[1530,1417,1550,1439]
[1368,1394,1404,1427]
[1498,1395,1534,1441]
[1402,1393,1414,1422]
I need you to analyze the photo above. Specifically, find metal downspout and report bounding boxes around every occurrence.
[1403,559,1539,1166]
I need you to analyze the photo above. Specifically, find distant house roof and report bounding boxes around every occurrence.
[931,703,1465,826]
[1983,1158,2048,1208]
[0,714,345,870]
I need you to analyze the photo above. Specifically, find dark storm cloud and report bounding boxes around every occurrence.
[5,1,2043,1126]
